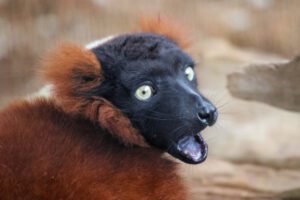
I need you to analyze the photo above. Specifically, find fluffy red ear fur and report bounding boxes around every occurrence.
[42,43,103,115]
[139,15,191,49]
[42,43,147,147]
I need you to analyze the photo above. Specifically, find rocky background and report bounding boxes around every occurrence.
[1,0,299,199]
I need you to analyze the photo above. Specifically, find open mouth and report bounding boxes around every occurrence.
[167,132,208,164]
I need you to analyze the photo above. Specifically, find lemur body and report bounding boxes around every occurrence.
[0,99,184,199]
[0,18,217,199]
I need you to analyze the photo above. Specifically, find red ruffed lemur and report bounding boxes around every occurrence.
[0,17,218,199]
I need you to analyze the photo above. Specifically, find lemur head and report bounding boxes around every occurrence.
[43,17,218,164]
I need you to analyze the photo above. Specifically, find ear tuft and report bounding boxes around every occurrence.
[139,15,192,49]
[41,42,103,115]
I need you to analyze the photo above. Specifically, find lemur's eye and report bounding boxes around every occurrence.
[185,66,195,81]
[135,85,153,101]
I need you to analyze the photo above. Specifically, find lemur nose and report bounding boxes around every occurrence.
[197,105,218,126]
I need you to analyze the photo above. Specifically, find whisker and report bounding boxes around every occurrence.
[204,90,228,106]
[216,101,231,110]
[218,111,237,116]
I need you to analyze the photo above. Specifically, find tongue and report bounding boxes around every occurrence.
[177,133,207,162]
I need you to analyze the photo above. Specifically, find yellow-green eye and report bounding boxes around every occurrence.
[185,66,194,81]
[135,85,153,101]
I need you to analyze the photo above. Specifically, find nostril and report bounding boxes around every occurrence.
[198,112,209,121]
[197,108,210,125]
[197,107,218,126]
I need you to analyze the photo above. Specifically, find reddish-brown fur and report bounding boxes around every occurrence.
[0,17,190,199]
[139,16,191,49]
[0,99,186,199]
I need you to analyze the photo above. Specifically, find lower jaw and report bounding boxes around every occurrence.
[195,132,208,161]
[168,132,208,164]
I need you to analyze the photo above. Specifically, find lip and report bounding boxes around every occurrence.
[167,132,208,164]
[195,132,208,160]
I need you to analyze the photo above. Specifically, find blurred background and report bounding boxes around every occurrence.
[1,0,300,199]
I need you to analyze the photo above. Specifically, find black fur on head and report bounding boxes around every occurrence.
[90,33,218,164]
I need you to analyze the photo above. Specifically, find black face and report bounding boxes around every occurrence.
[92,33,218,164]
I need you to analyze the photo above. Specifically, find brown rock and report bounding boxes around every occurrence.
[227,57,300,112]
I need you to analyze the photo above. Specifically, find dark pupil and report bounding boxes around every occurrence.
[142,90,146,95]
